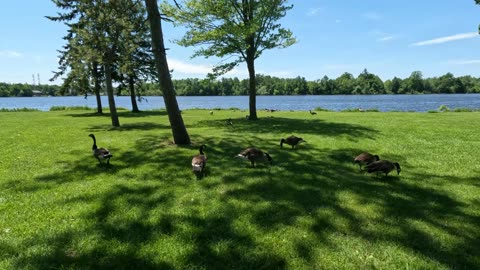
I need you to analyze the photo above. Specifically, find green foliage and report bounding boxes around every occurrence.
[314,107,331,112]
[453,107,475,112]
[3,70,480,97]
[49,106,93,111]
[0,107,39,112]
[165,0,296,76]
[0,110,478,269]
[438,104,450,112]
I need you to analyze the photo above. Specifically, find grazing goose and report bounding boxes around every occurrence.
[236,147,273,167]
[309,110,317,115]
[88,134,112,165]
[366,160,401,177]
[354,152,379,170]
[191,144,207,176]
[280,135,306,149]
[226,118,233,125]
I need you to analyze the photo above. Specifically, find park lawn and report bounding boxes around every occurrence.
[0,108,479,269]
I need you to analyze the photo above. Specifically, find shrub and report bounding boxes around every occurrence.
[50,106,92,111]
[438,104,450,112]
[0,107,39,112]
[453,108,474,112]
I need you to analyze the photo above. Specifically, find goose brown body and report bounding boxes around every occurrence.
[191,144,207,175]
[366,160,401,176]
[236,147,273,167]
[354,152,379,169]
[88,134,112,164]
[280,135,305,149]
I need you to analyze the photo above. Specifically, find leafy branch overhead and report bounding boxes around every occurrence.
[164,0,296,76]
[163,0,295,120]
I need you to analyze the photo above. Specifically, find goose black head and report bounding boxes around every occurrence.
[373,155,380,161]
[394,162,401,175]
[265,153,273,165]
[199,144,207,154]
[280,139,286,148]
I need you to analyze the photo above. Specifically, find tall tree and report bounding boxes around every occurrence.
[165,0,296,120]
[405,71,425,94]
[49,0,155,125]
[48,0,121,125]
[145,0,190,144]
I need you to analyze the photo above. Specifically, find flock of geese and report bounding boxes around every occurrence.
[88,133,401,178]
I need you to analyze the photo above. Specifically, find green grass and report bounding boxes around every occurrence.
[0,107,39,112]
[0,109,479,269]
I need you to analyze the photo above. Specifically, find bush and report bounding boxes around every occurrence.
[0,107,39,112]
[438,104,450,112]
[453,108,474,112]
[50,106,92,111]
[314,107,331,112]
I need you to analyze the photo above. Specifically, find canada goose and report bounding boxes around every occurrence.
[209,111,214,115]
[354,152,379,170]
[366,160,401,177]
[192,144,207,176]
[309,110,317,115]
[280,135,306,149]
[226,118,233,125]
[88,134,112,165]
[235,147,273,167]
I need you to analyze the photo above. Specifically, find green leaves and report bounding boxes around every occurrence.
[165,0,296,76]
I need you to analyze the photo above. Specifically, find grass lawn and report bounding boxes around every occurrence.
[0,108,479,269]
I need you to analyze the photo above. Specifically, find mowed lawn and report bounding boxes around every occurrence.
[0,108,479,269]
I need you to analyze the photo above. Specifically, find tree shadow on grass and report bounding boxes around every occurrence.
[86,122,171,132]
[7,119,479,269]
[64,110,168,118]
[204,144,479,268]
[196,117,379,141]
[10,185,176,270]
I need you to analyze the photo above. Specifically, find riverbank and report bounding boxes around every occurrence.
[0,109,478,269]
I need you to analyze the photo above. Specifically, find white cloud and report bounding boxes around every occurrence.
[168,59,213,74]
[449,59,480,65]
[0,50,23,58]
[307,8,322,17]
[410,32,478,46]
[377,36,395,42]
[362,12,382,21]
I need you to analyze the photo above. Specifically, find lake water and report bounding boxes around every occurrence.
[1,94,480,112]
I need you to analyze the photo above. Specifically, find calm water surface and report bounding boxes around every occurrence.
[1,94,480,112]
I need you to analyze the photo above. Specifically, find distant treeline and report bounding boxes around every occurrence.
[2,70,480,97]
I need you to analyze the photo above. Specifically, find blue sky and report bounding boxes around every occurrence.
[0,0,479,84]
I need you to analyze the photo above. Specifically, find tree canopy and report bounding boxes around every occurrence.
[164,0,296,119]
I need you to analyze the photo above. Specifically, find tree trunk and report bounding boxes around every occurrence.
[92,62,103,114]
[129,74,139,113]
[245,29,257,120]
[104,59,120,127]
[145,0,190,144]
[246,57,257,120]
